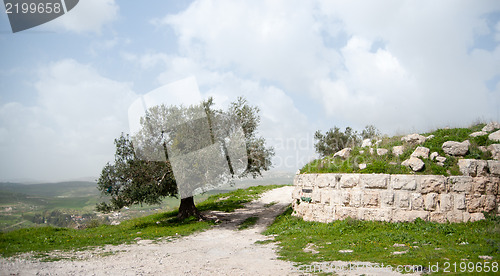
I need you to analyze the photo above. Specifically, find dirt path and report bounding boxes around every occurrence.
[0,186,421,275]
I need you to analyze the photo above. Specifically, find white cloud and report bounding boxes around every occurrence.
[45,0,119,33]
[159,0,500,135]
[0,59,136,182]
[162,0,338,93]
[127,51,317,171]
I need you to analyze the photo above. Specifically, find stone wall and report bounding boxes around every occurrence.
[292,166,500,223]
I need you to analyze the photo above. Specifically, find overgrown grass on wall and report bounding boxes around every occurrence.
[301,124,494,176]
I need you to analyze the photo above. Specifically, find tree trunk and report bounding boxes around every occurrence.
[177,196,201,220]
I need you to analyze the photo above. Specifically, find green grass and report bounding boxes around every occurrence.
[0,185,284,259]
[301,123,496,176]
[264,208,500,274]
[238,216,259,230]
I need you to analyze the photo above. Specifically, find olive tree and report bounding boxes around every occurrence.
[96,97,273,219]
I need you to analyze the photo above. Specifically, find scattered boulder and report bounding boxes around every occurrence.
[430,152,439,161]
[361,139,372,148]
[470,131,488,137]
[482,122,500,132]
[358,163,367,170]
[435,156,447,163]
[402,157,425,172]
[333,148,351,159]
[401,133,426,144]
[488,144,500,160]
[411,146,430,159]
[489,130,500,142]
[442,140,470,156]
[377,148,388,156]
[392,145,404,157]
[426,135,435,140]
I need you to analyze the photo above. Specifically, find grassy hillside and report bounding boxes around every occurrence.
[0,185,284,260]
[0,181,99,198]
[301,123,496,176]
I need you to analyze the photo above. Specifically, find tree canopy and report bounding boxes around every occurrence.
[96,97,274,219]
[314,125,380,157]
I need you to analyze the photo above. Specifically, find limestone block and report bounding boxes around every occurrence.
[377,148,389,156]
[401,133,427,144]
[486,179,499,195]
[470,131,488,137]
[339,174,360,188]
[489,129,500,142]
[449,176,473,194]
[411,193,424,210]
[336,207,358,220]
[442,140,470,156]
[436,156,447,163]
[401,157,425,172]
[485,195,496,212]
[334,148,351,159]
[362,192,379,207]
[472,177,487,194]
[487,160,500,176]
[482,121,500,132]
[439,194,453,212]
[292,187,301,199]
[312,188,322,203]
[341,191,350,206]
[487,144,500,160]
[419,175,446,194]
[430,213,447,223]
[392,210,429,222]
[397,193,410,209]
[321,189,331,204]
[469,213,485,222]
[359,208,392,222]
[424,193,438,211]
[361,139,372,148]
[463,212,471,222]
[350,191,362,207]
[411,146,430,159]
[361,174,389,189]
[458,159,488,177]
[430,152,439,160]
[454,193,466,210]
[391,174,417,191]
[446,211,464,223]
[381,191,395,206]
[293,202,308,217]
[302,204,315,221]
[316,174,337,188]
[467,195,484,213]
[392,145,404,157]
[312,205,328,222]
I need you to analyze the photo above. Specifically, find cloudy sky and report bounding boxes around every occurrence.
[1,0,499,182]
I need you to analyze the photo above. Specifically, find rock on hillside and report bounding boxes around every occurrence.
[442,140,470,156]
[401,157,425,172]
[401,133,426,144]
[333,148,351,159]
[489,130,500,142]
[482,122,500,132]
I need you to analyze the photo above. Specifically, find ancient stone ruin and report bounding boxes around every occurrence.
[292,122,500,223]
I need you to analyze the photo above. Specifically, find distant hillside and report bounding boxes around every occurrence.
[0,181,99,198]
